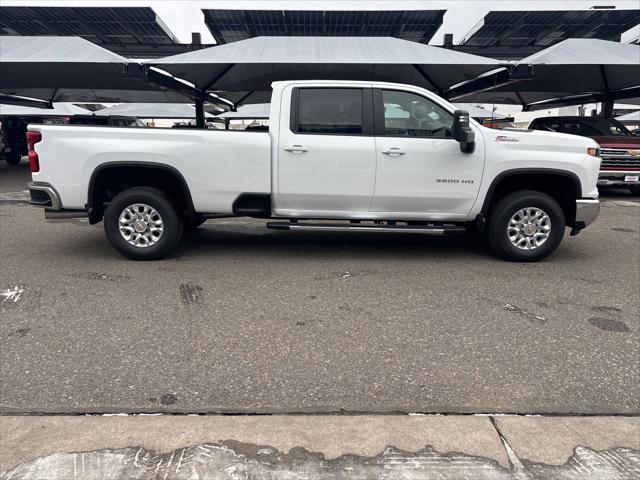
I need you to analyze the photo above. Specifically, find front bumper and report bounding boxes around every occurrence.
[598,171,640,187]
[574,198,600,231]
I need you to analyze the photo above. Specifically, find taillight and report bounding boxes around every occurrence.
[26,131,42,172]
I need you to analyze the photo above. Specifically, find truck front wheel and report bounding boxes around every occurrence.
[487,190,565,262]
[104,187,183,260]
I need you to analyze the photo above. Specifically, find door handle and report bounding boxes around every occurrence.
[382,147,406,155]
[283,145,308,153]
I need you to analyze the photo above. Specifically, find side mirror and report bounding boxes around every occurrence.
[452,110,476,154]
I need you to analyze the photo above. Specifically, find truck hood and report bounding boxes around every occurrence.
[486,128,598,149]
[591,136,640,149]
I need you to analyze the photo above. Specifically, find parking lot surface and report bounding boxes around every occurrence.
[0,163,638,414]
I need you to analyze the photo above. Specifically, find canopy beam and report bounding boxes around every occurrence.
[447,65,532,100]
[413,65,443,95]
[0,94,53,109]
[145,66,231,126]
[234,91,255,106]
[524,86,640,111]
[145,67,200,100]
[204,64,237,92]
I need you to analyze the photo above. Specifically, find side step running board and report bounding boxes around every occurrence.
[45,209,88,220]
[266,222,465,235]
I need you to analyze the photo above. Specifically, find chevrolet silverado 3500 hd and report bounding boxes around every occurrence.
[26,81,601,261]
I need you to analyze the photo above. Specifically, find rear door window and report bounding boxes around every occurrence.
[293,88,364,135]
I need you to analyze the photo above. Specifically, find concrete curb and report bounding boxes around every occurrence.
[494,416,640,464]
[0,415,508,471]
[1,415,638,479]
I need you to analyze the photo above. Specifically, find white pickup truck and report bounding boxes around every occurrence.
[27,80,601,261]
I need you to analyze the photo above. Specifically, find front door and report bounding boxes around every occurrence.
[276,86,376,216]
[370,88,484,218]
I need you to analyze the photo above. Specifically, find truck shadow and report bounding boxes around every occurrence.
[598,187,638,199]
[177,227,488,261]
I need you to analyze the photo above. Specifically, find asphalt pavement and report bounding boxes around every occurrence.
[0,161,638,414]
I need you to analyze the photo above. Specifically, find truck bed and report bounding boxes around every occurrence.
[29,125,272,213]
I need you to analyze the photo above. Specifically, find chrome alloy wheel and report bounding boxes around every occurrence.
[118,203,164,248]
[507,207,551,251]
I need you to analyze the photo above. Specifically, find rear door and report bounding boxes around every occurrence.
[370,88,484,217]
[275,86,376,215]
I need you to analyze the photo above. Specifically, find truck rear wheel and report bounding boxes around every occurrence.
[104,187,183,260]
[487,190,565,262]
[630,186,640,196]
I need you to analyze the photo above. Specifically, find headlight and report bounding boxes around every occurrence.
[587,147,600,157]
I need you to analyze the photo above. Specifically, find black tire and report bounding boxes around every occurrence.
[184,215,206,230]
[629,186,640,196]
[104,187,183,260]
[5,150,22,165]
[487,190,565,262]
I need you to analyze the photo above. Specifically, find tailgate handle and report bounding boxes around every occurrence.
[283,145,308,153]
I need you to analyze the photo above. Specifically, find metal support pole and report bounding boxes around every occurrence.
[195,94,205,128]
[600,97,614,119]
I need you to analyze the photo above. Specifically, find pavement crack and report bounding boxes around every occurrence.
[489,416,527,475]
[502,303,548,324]
[477,296,548,325]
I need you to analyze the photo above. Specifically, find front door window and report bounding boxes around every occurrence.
[382,90,453,139]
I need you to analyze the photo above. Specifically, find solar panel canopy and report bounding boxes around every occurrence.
[0,6,179,54]
[463,9,640,48]
[451,39,640,110]
[0,36,193,104]
[203,10,445,44]
[148,36,500,98]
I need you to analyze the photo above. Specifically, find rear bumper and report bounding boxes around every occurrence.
[27,182,61,209]
[574,198,600,230]
[28,182,87,219]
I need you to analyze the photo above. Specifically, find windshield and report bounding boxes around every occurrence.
[561,118,631,137]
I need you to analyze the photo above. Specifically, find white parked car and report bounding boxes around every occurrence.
[26,80,600,261]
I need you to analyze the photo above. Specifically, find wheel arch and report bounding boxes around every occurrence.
[480,168,582,227]
[87,162,195,224]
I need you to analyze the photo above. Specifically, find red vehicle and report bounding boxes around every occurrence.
[0,117,30,165]
[529,116,640,195]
